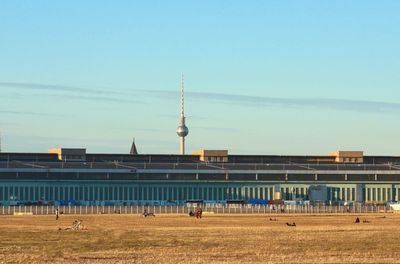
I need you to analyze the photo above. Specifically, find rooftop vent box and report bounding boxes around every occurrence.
[329,150,363,163]
[192,150,228,163]
[48,148,86,162]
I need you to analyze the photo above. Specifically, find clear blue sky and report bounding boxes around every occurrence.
[0,1,399,155]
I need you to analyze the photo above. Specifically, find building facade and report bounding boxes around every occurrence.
[1,149,400,205]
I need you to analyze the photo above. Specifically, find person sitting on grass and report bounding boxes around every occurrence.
[143,209,155,217]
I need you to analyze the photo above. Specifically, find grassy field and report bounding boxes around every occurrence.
[0,213,399,263]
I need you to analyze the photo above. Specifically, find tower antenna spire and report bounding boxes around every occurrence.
[176,73,189,155]
[181,73,184,117]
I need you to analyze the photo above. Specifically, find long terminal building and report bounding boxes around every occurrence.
[1,148,400,204]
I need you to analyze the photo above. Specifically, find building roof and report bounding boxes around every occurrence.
[1,151,400,164]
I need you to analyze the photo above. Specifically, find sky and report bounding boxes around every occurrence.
[0,1,399,155]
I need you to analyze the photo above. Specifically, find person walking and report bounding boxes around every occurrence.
[55,208,59,220]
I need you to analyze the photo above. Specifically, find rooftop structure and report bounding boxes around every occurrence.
[48,148,86,161]
[192,150,228,162]
[329,150,363,163]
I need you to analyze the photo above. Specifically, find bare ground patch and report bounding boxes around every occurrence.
[1,214,399,263]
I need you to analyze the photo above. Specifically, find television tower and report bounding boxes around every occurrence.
[176,74,189,154]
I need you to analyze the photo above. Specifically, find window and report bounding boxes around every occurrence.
[60,187,64,200]
[93,187,98,200]
[382,188,387,201]
[73,187,78,200]
[161,187,166,200]
[134,187,139,201]
[238,188,243,200]
[124,187,128,200]
[4,186,9,200]
[40,187,44,200]
[34,187,39,201]
[136,187,141,201]
[130,187,134,201]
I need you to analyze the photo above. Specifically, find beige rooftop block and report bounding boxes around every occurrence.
[329,150,363,163]
[48,148,86,161]
[192,149,228,162]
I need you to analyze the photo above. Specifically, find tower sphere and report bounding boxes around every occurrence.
[176,125,189,137]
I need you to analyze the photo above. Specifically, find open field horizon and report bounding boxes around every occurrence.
[1,214,400,263]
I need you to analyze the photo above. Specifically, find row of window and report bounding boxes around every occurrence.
[327,187,356,201]
[313,187,397,202]
[364,187,395,202]
[281,187,310,200]
[0,185,398,202]
[0,185,276,201]
[2,172,400,181]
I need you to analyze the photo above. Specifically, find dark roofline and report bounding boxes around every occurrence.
[1,152,400,164]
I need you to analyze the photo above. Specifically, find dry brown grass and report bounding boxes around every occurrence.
[1,213,399,263]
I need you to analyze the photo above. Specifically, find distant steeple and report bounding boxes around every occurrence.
[130,138,138,155]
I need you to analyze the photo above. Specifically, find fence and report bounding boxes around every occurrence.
[0,204,392,215]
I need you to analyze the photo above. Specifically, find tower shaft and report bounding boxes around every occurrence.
[180,137,185,155]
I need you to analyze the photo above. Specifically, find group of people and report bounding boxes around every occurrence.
[355,217,370,223]
[56,207,204,218]
[189,207,203,219]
